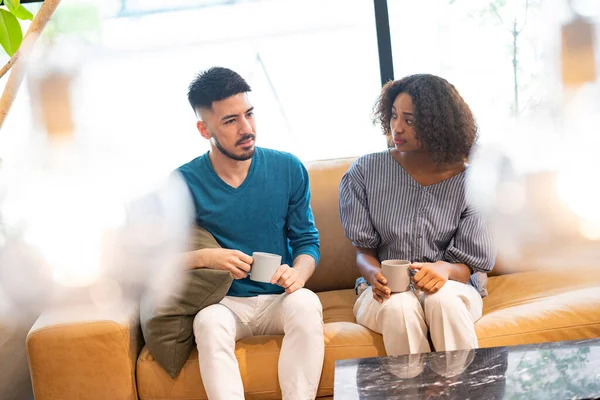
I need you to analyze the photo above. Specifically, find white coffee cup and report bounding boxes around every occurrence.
[381,259,412,293]
[250,252,282,283]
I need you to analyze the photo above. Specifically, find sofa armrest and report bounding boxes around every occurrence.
[26,306,143,400]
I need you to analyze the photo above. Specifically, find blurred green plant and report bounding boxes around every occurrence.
[0,0,34,57]
[1,0,101,63]
[0,0,100,129]
[31,0,101,42]
[0,0,61,130]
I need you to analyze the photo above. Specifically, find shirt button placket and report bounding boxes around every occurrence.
[412,186,427,256]
[416,188,427,242]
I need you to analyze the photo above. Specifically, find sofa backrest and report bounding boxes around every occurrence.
[304,157,360,293]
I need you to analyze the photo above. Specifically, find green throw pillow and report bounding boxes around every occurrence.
[140,226,232,378]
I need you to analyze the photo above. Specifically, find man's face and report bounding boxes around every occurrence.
[198,93,256,161]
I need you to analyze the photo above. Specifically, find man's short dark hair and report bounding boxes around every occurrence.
[187,67,252,114]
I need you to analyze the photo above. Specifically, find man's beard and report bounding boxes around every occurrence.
[213,134,255,161]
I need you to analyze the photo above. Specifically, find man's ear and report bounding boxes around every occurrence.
[196,119,212,140]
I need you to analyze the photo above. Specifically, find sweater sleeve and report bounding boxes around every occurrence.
[286,155,320,265]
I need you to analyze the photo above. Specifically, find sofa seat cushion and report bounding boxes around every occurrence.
[476,268,600,347]
[136,289,384,400]
[317,289,386,396]
[137,270,600,399]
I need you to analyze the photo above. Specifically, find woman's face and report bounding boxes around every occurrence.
[390,93,421,152]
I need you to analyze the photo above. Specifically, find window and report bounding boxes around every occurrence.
[387,0,547,144]
[2,0,387,176]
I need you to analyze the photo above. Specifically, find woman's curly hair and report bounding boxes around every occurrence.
[373,74,478,166]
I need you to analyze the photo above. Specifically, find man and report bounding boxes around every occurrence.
[178,67,324,400]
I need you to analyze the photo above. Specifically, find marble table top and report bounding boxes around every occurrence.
[334,338,600,399]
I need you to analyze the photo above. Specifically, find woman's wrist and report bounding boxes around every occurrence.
[439,261,471,283]
[368,266,383,283]
[437,261,453,277]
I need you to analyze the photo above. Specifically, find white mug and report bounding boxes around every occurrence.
[250,252,282,283]
[381,259,411,293]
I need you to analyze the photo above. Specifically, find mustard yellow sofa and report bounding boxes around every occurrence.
[26,157,600,400]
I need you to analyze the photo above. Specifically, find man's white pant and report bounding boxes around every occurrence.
[354,280,482,355]
[193,288,324,400]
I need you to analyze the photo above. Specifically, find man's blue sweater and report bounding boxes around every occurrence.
[178,147,320,297]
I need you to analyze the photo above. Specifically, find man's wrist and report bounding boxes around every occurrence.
[293,266,310,284]
[292,254,316,282]
[193,248,212,269]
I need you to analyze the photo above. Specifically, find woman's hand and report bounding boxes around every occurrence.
[410,261,452,294]
[370,270,391,303]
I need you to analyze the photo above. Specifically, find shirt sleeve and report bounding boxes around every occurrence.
[444,204,496,273]
[338,161,381,249]
[286,155,320,265]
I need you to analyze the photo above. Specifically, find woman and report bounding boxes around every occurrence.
[339,74,495,356]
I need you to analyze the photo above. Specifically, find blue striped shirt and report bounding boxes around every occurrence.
[339,150,495,296]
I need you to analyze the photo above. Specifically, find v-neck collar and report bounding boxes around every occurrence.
[386,149,466,188]
[203,149,258,193]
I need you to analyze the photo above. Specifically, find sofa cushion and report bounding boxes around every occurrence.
[139,227,232,378]
[136,289,385,400]
[136,269,600,399]
[477,268,600,347]
[305,158,360,293]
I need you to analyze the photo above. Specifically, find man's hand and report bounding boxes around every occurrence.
[371,270,391,303]
[410,261,452,294]
[271,264,305,294]
[197,248,252,279]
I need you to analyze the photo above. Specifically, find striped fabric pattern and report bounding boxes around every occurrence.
[338,150,496,296]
